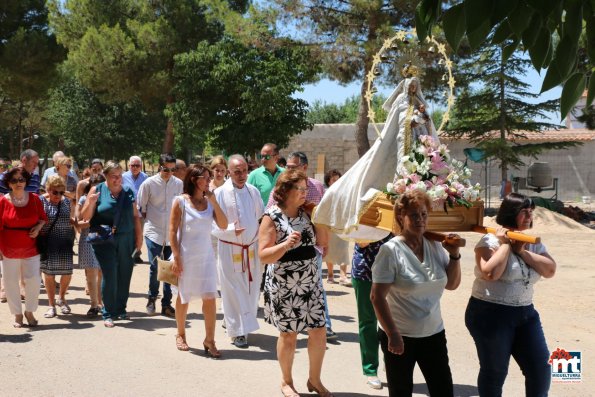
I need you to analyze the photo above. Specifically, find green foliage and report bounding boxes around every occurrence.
[446,44,579,179]
[170,38,317,155]
[306,95,389,124]
[0,0,65,101]
[416,0,595,123]
[45,78,165,164]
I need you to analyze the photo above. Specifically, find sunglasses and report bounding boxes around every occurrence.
[129,164,141,168]
[1,164,12,169]
[9,177,26,184]
[293,186,308,192]
[51,190,65,196]
[196,175,214,181]
[160,166,176,173]
[257,154,274,160]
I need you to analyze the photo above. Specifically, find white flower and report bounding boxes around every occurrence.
[386,182,394,192]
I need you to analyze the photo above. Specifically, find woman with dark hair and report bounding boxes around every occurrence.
[76,173,106,317]
[371,189,461,397]
[465,193,556,396]
[259,169,332,397]
[40,175,76,318]
[169,164,227,355]
[81,161,142,328]
[0,166,47,327]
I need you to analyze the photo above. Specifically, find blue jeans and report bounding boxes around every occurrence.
[316,253,332,329]
[145,237,172,307]
[465,297,551,397]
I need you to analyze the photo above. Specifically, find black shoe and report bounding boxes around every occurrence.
[161,305,175,317]
[86,307,100,317]
[134,256,144,264]
[146,297,156,314]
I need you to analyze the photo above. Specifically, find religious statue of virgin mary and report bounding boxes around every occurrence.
[312,64,439,241]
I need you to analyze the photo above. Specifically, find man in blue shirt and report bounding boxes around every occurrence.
[123,155,149,263]
[0,150,40,194]
[122,155,148,197]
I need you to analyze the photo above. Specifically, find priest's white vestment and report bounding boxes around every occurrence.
[212,179,264,338]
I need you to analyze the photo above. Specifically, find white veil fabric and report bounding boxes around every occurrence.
[312,76,439,241]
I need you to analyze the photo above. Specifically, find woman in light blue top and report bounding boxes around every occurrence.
[465,193,556,397]
[371,190,461,397]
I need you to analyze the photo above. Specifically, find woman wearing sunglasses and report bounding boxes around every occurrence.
[39,175,76,318]
[0,166,47,327]
[55,156,77,201]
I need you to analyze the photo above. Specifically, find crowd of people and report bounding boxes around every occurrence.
[0,147,557,397]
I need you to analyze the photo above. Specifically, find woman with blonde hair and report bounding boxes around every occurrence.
[54,156,77,201]
[40,175,76,318]
[81,161,142,328]
[209,155,228,191]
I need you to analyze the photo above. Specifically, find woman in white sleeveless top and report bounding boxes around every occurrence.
[169,164,227,356]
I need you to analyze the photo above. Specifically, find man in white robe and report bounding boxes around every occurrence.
[212,155,264,348]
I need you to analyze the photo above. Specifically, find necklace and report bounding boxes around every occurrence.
[9,192,28,206]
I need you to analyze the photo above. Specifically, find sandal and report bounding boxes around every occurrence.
[176,334,190,351]
[44,306,57,318]
[24,311,38,327]
[203,340,221,359]
[281,383,300,397]
[13,314,24,328]
[104,318,115,328]
[56,299,71,314]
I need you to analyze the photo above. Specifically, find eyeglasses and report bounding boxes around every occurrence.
[129,164,141,168]
[9,177,26,184]
[51,190,65,196]
[160,166,176,173]
[293,186,308,192]
[285,164,303,170]
[196,175,214,181]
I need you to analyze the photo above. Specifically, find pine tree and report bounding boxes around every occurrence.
[446,43,579,183]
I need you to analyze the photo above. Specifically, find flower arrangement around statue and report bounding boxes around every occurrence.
[386,136,481,210]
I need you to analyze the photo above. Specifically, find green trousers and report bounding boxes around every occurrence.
[92,232,135,320]
[352,278,379,376]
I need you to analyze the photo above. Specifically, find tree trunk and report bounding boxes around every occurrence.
[499,48,507,182]
[162,95,175,154]
[355,80,371,157]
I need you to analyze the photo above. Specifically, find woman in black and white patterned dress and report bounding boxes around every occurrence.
[40,175,75,318]
[259,169,333,397]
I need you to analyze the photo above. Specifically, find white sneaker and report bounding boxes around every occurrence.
[366,376,382,390]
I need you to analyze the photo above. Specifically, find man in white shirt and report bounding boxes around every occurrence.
[137,154,183,317]
[212,155,264,348]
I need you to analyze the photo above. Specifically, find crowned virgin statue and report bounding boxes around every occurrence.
[313,64,439,241]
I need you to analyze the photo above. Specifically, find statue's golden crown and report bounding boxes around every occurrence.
[401,64,420,78]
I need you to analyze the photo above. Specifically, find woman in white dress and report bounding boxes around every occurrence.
[169,164,228,356]
[313,68,439,241]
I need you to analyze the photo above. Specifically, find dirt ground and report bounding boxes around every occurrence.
[0,209,593,396]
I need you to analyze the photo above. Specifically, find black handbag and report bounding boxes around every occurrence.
[37,200,61,261]
[86,187,126,246]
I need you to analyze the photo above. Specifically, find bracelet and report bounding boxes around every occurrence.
[449,253,461,260]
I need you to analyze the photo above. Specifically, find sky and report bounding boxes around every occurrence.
[294,66,565,126]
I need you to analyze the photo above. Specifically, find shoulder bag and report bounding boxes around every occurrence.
[86,186,126,246]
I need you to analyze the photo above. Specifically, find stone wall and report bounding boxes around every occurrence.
[282,124,595,203]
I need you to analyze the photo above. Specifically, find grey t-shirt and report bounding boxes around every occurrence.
[472,233,546,306]
[372,236,449,338]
